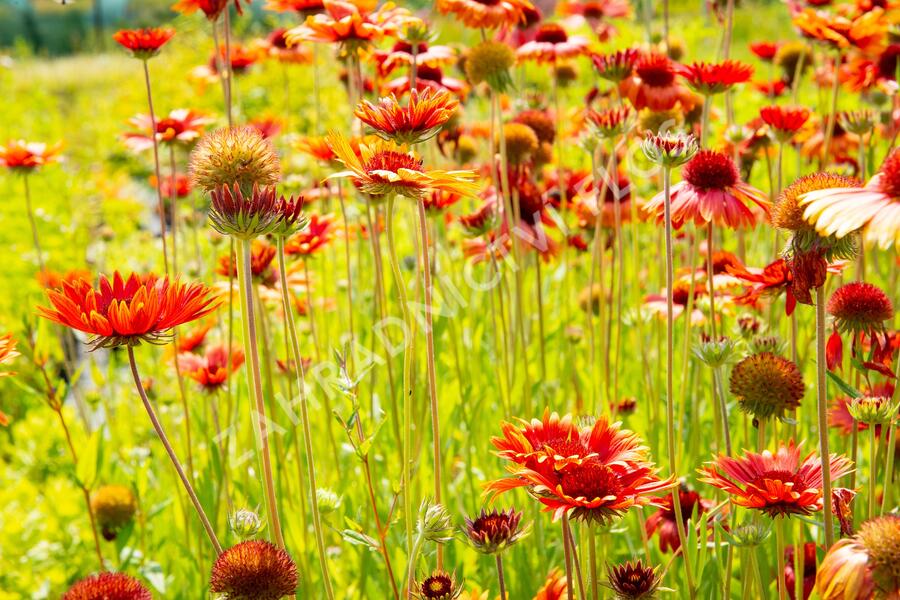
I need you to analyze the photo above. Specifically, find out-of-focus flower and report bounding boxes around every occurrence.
[0,140,62,171]
[284,213,336,256]
[228,508,265,539]
[465,40,516,91]
[178,323,212,352]
[209,540,298,599]
[592,48,639,83]
[326,132,479,199]
[800,148,900,250]
[62,573,151,600]
[91,484,137,541]
[644,150,769,229]
[218,238,278,282]
[355,88,458,145]
[620,53,698,112]
[793,8,887,54]
[729,352,805,420]
[190,127,281,194]
[151,172,192,198]
[784,542,817,600]
[124,109,211,153]
[560,0,630,21]
[699,442,852,518]
[285,0,415,53]
[749,41,780,61]
[37,273,220,350]
[606,559,662,599]
[641,132,698,168]
[436,0,534,29]
[112,27,175,60]
[816,515,900,599]
[264,0,324,13]
[760,105,811,142]
[0,333,20,378]
[677,59,754,95]
[179,343,245,391]
[827,281,893,338]
[516,23,590,64]
[534,569,568,600]
[172,0,245,20]
[645,485,715,553]
[587,106,633,139]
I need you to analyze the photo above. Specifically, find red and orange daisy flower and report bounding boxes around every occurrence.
[217,238,278,284]
[0,333,19,378]
[644,150,769,229]
[592,48,639,83]
[385,64,469,99]
[760,105,811,142]
[112,27,176,60]
[645,485,716,553]
[619,53,698,112]
[38,272,220,350]
[0,140,63,172]
[355,87,459,145]
[799,148,900,250]
[435,0,534,29]
[374,41,456,78]
[285,0,415,52]
[677,59,754,95]
[172,0,247,20]
[284,213,336,256]
[516,23,591,64]
[124,109,211,153]
[699,441,853,518]
[793,7,888,54]
[560,0,631,21]
[265,28,313,64]
[487,411,674,523]
[179,343,245,391]
[533,569,568,600]
[326,132,479,200]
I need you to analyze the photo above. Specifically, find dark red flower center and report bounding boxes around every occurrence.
[535,23,569,44]
[877,148,900,199]
[364,151,423,174]
[156,118,187,135]
[421,573,453,598]
[392,40,428,54]
[473,0,502,5]
[636,55,676,87]
[682,150,739,190]
[416,64,444,82]
[559,461,623,499]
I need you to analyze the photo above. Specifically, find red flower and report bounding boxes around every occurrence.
[761,105,811,141]
[784,542,818,600]
[592,48,639,82]
[728,258,797,315]
[0,140,63,171]
[112,28,175,59]
[699,441,853,518]
[172,0,247,20]
[619,53,698,111]
[749,41,780,61]
[62,572,151,600]
[179,343,245,391]
[209,540,298,599]
[38,272,220,350]
[124,109,211,152]
[677,59,754,95]
[355,87,459,145]
[0,333,20,378]
[645,485,715,553]
[284,213,336,256]
[488,411,674,523]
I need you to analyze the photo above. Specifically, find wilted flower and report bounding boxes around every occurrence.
[209,540,298,599]
[190,127,281,194]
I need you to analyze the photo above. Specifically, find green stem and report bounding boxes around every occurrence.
[141,59,169,273]
[815,286,835,548]
[775,518,787,600]
[496,554,507,600]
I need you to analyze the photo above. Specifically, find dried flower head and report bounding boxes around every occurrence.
[464,508,529,554]
[90,485,137,541]
[730,352,804,420]
[465,40,515,91]
[62,572,151,600]
[209,540,298,600]
[190,127,281,194]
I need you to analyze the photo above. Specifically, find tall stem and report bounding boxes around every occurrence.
[775,518,787,600]
[141,59,169,273]
[815,286,835,548]
[868,425,877,519]
[237,238,285,548]
[562,515,575,600]
[275,237,335,598]
[664,167,696,594]
[821,55,841,169]
[222,8,234,126]
[495,554,507,600]
[22,175,46,273]
[416,199,444,568]
[126,346,222,554]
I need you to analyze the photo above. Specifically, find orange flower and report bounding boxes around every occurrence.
[172,0,246,20]
[533,569,568,600]
[36,268,93,290]
[516,23,591,64]
[179,343,245,391]
[793,7,888,54]
[124,109,211,153]
[487,412,674,523]
[699,441,853,518]
[0,333,19,378]
[265,28,313,64]
[326,132,480,199]
[284,213,336,256]
[264,0,324,12]
[817,515,900,599]
[285,0,415,51]
[0,140,63,171]
[38,272,220,350]
[355,87,459,145]
[112,28,175,60]
[619,53,698,112]
[217,238,278,283]
[436,0,534,29]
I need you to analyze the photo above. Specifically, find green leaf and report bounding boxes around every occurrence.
[826,371,862,399]
[75,428,104,489]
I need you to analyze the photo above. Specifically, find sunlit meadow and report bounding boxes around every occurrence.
[0,0,899,598]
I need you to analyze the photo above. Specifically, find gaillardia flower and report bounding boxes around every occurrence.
[124,109,211,153]
[729,352,805,420]
[0,139,63,171]
[90,484,137,541]
[464,508,528,554]
[773,173,861,234]
[817,515,900,599]
[645,485,715,553]
[326,132,479,199]
[641,132,698,168]
[465,40,516,91]
[644,149,769,229]
[677,59,754,95]
[179,343,245,391]
[209,540,299,600]
[112,27,175,60]
[355,87,459,145]
[606,559,662,600]
[190,127,281,194]
[827,282,893,337]
[800,148,900,250]
[435,0,534,29]
[487,412,674,523]
[760,105,811,143]
[208,184,304,240]
[516,23,590,64]
[38,272,220,350]
[416,570,462,600]
[62,572,151,600]
[699,442,852,518]
[0,333,19,378]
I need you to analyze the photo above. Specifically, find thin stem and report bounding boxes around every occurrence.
[868,424,877,519]
[775,518,787,600]
[22,175,46,273]
[275,237,335,598]
[222,8,234,126]
[495,554,507,600]
[815,286,835,548]
[126,346,222,554]
[821,54,841,169]
[664,167,696,594]
[141,59,169,273]
[562,515,575,600]
[337,184,355,370]
[237,238,285,548]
